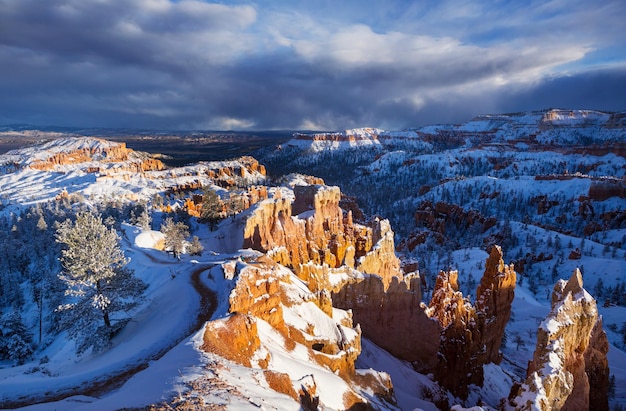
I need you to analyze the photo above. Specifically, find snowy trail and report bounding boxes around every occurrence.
[1,264,218,409]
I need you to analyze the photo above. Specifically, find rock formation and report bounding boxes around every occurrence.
[200,156,266,184]
[507,269,608,411]
[243,184,402,289]
[414,200,497,242]
[241,183,519,400]
[475,245,517,365]
[200,255,395,409]
[426,270,479,398]
[332,271,441,371]
[23,138,166,173]
[423,247,515,399]
[581,319,610,411]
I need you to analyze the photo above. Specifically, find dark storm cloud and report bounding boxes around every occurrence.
[0,0,624,130]
[496,67,626,115]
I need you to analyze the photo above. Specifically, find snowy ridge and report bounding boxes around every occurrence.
[287,127,383,152]
[285,109,624,155]
[0,137,124,167]
[0,137,265,211]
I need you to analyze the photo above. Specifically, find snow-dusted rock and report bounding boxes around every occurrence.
[508,269,608,411]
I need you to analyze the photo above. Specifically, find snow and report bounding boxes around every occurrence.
[0,244,205,408]
[0,137,122,168]
[0,137,265,211]
[357,338,438,411]
[1,115,625,410]
[256,319,353,410]
[134,229,165,249]
[286,128,383,152]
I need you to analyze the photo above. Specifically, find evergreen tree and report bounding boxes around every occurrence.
[56,212,146,352]
[594,278,605,299]
[188,236,204,256]
[160,217,190,259]
[226,192,245,219]
[609,375,616,400]
[137,209,152,231]
[201,188,222,231]
[36,215,48,231]
[0,311,33,363]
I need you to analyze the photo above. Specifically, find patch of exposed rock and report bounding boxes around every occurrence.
[507,269,609,411]
[414,200,497,243]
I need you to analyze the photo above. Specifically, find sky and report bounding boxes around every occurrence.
[0,0,625,131]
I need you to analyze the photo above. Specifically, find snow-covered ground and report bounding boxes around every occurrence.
[0,223,216,409]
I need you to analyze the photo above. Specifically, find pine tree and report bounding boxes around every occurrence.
[513,333,525,351]
[36,215,48,231]
[594,278,605,299]
[201,188,222,231]
[55,212,146,352]
[160,217,189,259]
[188,236,204,256]
[137,209,152,231]
[0,311,33,363]
[226,192,245,219]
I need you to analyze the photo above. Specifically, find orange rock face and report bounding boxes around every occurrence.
[427,270,480,398]
[333,272,441,371]
[28,139,166,173]
[242,184,519,400]
[580,319,610,411]
[200,256,392,405]
[201,314,262,368]
[243,184,403,289]
[475,245,517,365]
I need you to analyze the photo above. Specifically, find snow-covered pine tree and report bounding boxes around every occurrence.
[137,209,152,231]
[55,211,146,353]
[0,311,33,363]
[200,188,222,230]
[187,235,204,256]
[160,217,189,259]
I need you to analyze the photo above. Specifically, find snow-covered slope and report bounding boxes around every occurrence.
[0,137,265,210]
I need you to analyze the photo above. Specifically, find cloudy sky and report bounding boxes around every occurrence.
[1,0,625,131]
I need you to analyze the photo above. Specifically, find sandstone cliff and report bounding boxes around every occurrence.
[423,246,516,399]
[23,137,166,174]
[243,184,402,289]
[241,184,519,400]
[507,269,608,411]
[201,256,395,409]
